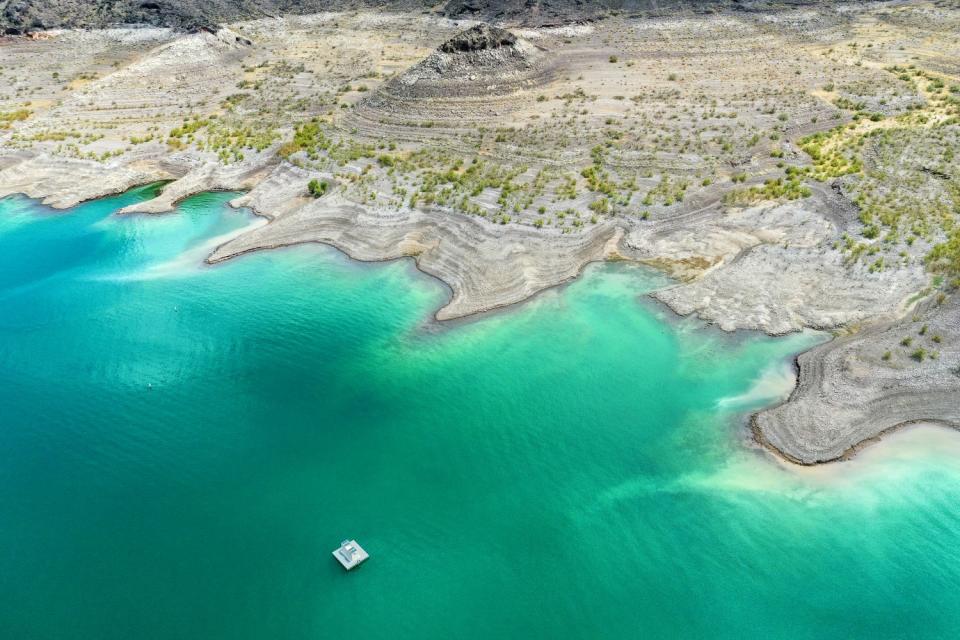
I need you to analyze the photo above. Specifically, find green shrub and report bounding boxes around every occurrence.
[308,179,329,198]
[927,229,960,277]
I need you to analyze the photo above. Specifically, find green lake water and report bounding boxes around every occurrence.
[2,187,960,639]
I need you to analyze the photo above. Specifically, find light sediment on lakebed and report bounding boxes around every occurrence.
[10,186,960,639]
[4,152,956,465]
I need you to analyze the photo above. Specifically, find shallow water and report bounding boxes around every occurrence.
[1,188,959,639]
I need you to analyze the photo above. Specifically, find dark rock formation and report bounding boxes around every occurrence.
[348,22,553,129]
[0,0,859,34]
[438,24,516,53]
[0,1,422,33]
[367,22,550,102]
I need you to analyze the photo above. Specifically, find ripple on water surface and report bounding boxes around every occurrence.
[1,190,960,640]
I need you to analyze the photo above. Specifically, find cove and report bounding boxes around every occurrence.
[2,188,960,639]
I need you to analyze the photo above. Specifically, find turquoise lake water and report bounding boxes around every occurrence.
[2,187,960,639]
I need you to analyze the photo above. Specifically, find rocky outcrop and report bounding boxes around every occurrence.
[753,295,960,464]
[208,163,624,320]
[368,23,551,103]
[622,189,929,335]
[0,1,415,33]
[0,154,165,208]
[439,23,516,52]
[349,23,554,130]
[0,0,871,34]
[118,157,277,214]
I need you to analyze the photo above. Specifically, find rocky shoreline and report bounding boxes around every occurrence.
[2,149,955,466]
[753,295,960,464]
[1,4,958,465]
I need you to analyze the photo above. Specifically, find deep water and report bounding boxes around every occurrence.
[2,188,960,639]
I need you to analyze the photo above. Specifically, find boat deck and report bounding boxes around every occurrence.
[333,540,369,570]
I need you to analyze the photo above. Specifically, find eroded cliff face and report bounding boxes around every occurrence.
[0,0,400,33]
[0,0,858,33]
